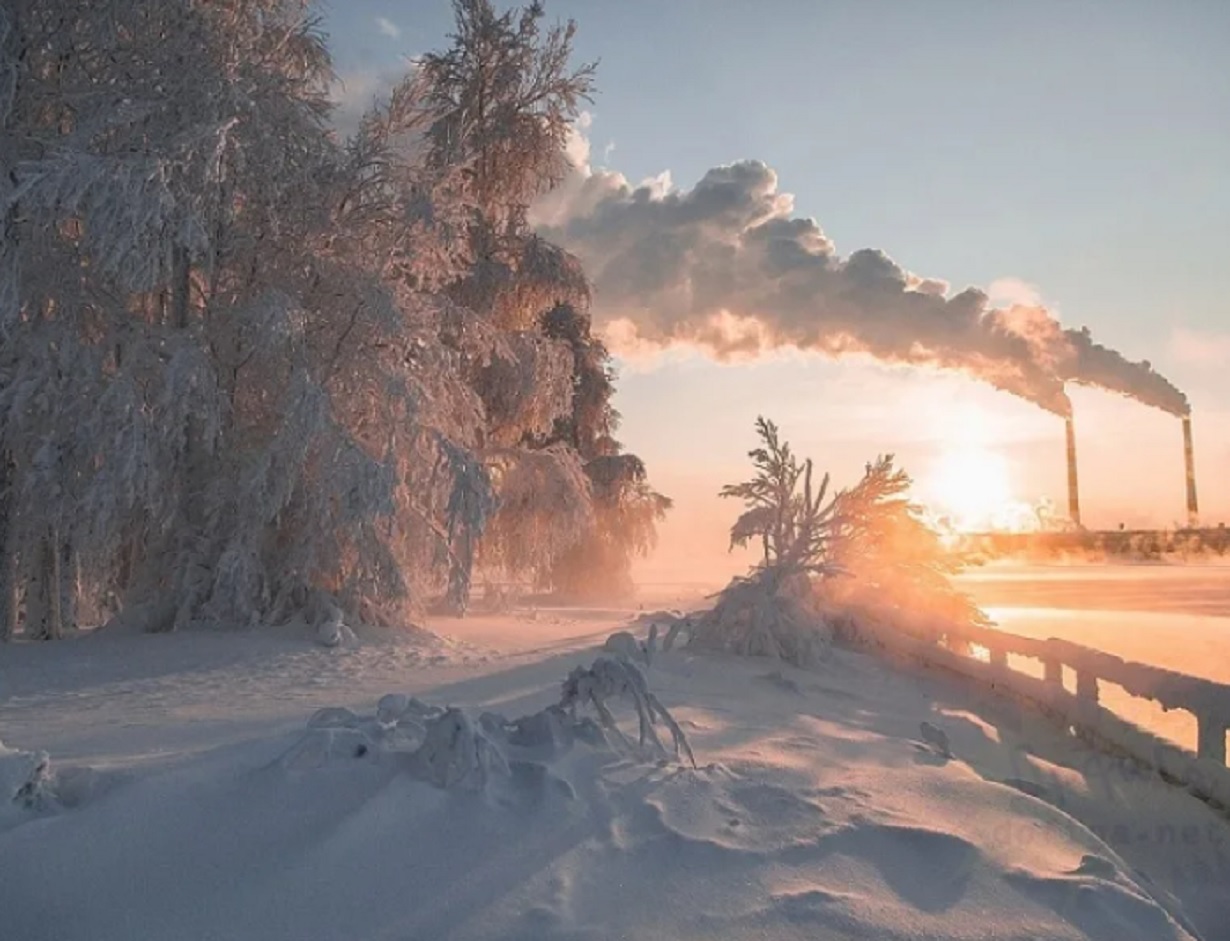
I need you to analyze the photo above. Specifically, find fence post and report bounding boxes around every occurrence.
[1043,659,1063,686]
[1196,715,1227,765]
[946,634,972,656]
[1076,671,1099,703]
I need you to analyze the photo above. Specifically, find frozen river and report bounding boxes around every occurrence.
[959,563,1230,678]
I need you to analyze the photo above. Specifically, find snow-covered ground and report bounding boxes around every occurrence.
[1,573,1227,940]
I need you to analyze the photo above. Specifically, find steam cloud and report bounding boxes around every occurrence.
[1061,327,1188,415]
[533,152,1189,418]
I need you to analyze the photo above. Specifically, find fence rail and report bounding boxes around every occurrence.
[866,618,1230,810]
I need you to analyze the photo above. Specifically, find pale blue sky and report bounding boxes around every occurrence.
[318,1,1229,553]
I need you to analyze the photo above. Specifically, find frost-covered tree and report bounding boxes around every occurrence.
[538,302,621,458]
[548,454,671,599]
[518,303,669,598]
[690,418,847,664]
[412,2,667,602]
[411,2,594,600]
[419,0,595,338]
[0,0,244,634]
[0,0,664,634]
[419,0,597,236]
[0,0,506,633]
[721,417,842,574]
[690,417,985,666]
[819,456,992,641]
[479,444,594,585]
[474,301,670,595]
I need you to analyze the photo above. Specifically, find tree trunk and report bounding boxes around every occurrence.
[173,241,211,629]
[58,540,79,632]
[446,529,473,616]
[0,454,17,641]
[171,244,192,329]
[25,531,62,640]
[0,546,15,641]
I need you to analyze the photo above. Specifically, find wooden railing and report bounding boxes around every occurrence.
[865,619,1230,810]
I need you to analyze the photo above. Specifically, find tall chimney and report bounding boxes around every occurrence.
[1065,416,1082,528]
[1182,416,1199,527]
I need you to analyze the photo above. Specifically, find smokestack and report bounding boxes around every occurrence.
[1065,416,1082,528]
[1182,416,1199,527]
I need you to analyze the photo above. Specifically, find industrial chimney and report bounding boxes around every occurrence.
[1065,416,1082,528]
[1182,416,1199,527]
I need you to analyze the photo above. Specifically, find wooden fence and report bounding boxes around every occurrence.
[866,619,1230,810]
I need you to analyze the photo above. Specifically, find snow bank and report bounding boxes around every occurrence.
[688,572,835,668]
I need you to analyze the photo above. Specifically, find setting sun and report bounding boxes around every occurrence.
[923,447,1029,532]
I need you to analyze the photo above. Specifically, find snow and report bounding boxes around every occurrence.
[2,592,1226,940]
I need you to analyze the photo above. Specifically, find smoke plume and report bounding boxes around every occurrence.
[1060,327,1189,416]
[533,147,1188,417]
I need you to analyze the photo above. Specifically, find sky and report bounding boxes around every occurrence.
[317,0,1230,574]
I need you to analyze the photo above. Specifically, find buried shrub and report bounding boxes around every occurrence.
[280,647,695,790]
[561,655,695,766]
[1,743,54,811]
[0,740,107,817]
[689,417,987,667]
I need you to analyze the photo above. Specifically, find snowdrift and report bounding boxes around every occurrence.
[0,739,114,832]
[279,651,694,795]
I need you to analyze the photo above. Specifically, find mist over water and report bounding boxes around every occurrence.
[636,552,1230,755]
[963,564,1230,750]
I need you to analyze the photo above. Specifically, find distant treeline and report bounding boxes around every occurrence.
[955,526,1230,563]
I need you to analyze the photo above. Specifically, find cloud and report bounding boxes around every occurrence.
[562,110,593,171]
[988,277,1044,308]
[375,16,401,40]
[531,119,1189,418]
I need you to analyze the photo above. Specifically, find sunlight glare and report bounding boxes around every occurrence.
[922,447,1032,532]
